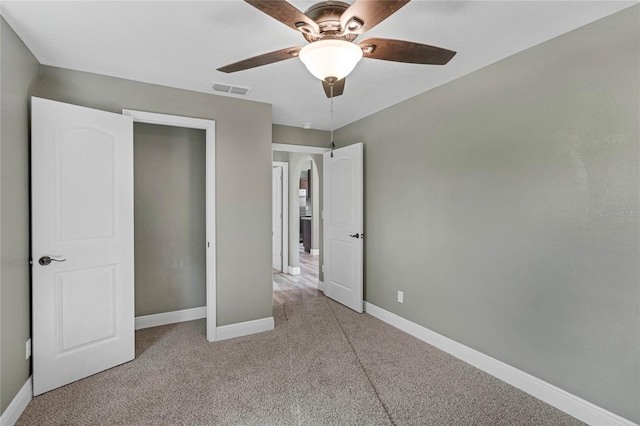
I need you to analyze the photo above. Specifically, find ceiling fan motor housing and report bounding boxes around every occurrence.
[301,1,359,42]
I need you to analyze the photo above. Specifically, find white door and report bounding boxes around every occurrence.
[32,97,135,395]
[323,143,363,313]
[272,166,283,270]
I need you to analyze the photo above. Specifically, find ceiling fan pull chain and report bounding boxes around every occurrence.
[330,83,334,158]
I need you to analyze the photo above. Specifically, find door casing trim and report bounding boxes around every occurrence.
[122,109,217,342]
[273,161,289,274]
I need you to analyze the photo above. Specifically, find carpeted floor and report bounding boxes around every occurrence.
[18,297,583,425]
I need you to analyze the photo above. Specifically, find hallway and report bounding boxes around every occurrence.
[273,245,321,306]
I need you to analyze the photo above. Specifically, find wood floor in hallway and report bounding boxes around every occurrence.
[273,245,322,306]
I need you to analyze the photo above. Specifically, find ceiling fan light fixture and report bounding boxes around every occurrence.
[299,39,363,82]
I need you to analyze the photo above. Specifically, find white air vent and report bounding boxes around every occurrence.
[212,82,251,96]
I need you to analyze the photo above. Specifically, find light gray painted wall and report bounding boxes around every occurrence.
[0,17,40,413]
[272,150,289,163]
[134,123,206,316]
[273,124,330,148]
[39,65,273,327]
[335,7,639,422]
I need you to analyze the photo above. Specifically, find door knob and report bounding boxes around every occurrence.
[39,256,67,266]
[349,233,360,239]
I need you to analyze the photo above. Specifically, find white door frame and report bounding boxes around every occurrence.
[273,161,289,274]
[123,109,217,342]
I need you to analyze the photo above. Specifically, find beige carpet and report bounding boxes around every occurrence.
[18,297,583,425]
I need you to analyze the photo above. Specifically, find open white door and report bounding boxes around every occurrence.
[272,166,283,271]
[323,143,363,313]
[31,97,134,395]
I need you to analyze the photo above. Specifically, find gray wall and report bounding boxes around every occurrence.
[272,150,290,163]
[335,7,639,422]
[39,65,274,327]
[273,124,330,148]
[0,17,40,413]
[134,123,206,316]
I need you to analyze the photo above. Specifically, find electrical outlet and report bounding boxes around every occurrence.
[26,339,31,359]
[397,291,404,303]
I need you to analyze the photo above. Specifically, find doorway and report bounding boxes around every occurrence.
[133,123,205,323]
[123,110,217,342]
[32,100,219,395]
[272,145,327,306]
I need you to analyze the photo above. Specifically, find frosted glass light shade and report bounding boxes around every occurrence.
[299,40,363,81]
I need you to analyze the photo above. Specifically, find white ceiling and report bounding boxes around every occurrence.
[1,1,635,130]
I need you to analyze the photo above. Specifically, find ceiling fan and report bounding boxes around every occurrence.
[217,0,457,98]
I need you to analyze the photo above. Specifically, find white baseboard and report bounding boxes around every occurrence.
[310,249,320,256]
[135,306,206,330]
[318,280,325,292]
[288,266,300,276]
[364,302,636,426]
[0,376,32,426]
[216,317,274,341]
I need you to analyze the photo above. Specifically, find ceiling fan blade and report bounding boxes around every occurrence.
[322,78,345,98]
[217,47,302,73]
[245,0,319,35]
[358,38,456,65]
[340,0,409,35]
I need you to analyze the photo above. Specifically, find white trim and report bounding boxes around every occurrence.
[273,161,289,274]
[216,317,275,341]
[122,109,217,342]
[318,280,325,292]
[310,248,320,256]
[122,109,214,130]
[0,376,32,426]
[288,266,301,276]
[364,302,637,426]
[135,306,206,330]
[272,143,329,154]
